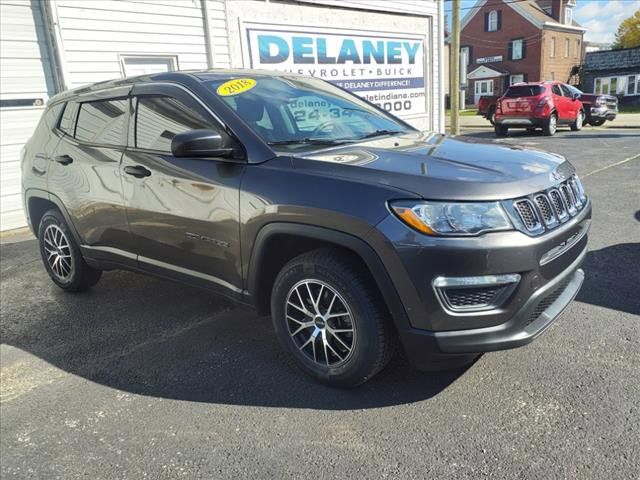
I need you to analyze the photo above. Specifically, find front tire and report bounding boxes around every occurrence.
[543,113,557,136]
[494,124,508,137]
[270,249,396,387]
[570,110,584,131]
[38,209,102,292]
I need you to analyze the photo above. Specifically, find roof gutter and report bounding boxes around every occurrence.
[200,0,215,69]
[40,0,68,92]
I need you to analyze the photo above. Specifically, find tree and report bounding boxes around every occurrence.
[612,9,640,49]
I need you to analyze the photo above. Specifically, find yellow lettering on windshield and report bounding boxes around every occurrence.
[216,78,257,97]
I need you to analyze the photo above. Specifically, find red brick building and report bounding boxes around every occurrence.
[459,0,585,104]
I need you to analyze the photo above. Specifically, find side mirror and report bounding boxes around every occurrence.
[171,129,239,160]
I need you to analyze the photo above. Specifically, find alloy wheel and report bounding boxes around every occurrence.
[549,115,557,134]
[43,224,74,280]
[576,111,583,129]
[285,279,356,367]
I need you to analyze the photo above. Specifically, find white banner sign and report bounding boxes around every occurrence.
[240,23,427,117]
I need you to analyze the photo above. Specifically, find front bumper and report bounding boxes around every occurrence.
[589,106,617,120]
[371,199,591,370]
[427,246,585,353]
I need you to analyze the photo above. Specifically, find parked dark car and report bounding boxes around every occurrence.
[494,81,585,136]
[477,94,499,125]
[565,85,618,126]
[21,70,591,386]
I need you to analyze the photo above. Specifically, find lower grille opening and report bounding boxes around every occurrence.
[526,277,572,326]
[445,286,504,309]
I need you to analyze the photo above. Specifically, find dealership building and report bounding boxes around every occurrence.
[0,0,445,231]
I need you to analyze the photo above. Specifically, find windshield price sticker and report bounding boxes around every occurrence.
[216,78,257,96]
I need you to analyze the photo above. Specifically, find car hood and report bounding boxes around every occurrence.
[292,131,574,201]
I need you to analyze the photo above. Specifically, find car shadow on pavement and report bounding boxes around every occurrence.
[1,241,469,409]
[576,243,640,316]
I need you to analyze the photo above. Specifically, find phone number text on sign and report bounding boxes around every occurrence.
[241,23,427,118]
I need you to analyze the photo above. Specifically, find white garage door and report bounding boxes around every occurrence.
[0,0,56,231]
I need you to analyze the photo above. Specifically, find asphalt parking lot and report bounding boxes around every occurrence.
[1,125,639,479]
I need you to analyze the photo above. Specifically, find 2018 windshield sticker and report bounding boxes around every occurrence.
[216,78,257,96]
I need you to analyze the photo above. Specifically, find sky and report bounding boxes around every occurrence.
[445,0,640,44]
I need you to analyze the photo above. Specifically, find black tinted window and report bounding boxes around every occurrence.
[552,85,562,96]
[560,85,573,97]
[135,96,211,152]
[504,86,545,97]
[76,99,127,145]
[59,102,78,136]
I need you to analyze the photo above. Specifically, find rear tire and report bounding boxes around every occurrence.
[494,124,508,137]
[487,107,496,126]
[38,209,102,292]
[543,113,557,136]
[570,110,584,131]
[270,248,396,387]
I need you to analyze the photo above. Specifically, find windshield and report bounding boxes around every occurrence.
[207,76,411,148]
[566,85,583,96]
[504,85,545,97]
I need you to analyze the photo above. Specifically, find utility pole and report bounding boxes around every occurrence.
[450,0,460,135]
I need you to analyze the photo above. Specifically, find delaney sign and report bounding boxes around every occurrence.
[241,23,427,117]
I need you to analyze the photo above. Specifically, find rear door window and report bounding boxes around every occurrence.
[552,85,563,96]
[504,86,544,97]
[75,99,128,146]
[134,95,211,152]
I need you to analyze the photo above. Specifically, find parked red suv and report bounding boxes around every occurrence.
[494,82,584,137]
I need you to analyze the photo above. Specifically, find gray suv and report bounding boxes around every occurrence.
[21,70,591,386]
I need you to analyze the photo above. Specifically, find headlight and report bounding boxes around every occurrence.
[390,201,513,236]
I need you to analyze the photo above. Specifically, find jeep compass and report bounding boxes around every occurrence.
[22,70,591,386]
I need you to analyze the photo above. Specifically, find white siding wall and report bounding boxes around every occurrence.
[0,0,55,230]
[53,0,209,88]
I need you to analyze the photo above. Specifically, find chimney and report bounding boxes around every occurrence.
[551,0,564,23]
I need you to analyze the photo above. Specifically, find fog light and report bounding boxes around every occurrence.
[432,274,521,313]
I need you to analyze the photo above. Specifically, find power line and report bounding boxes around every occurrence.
[444,0,537,12]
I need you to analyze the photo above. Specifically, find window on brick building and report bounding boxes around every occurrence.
[486,10,500,31]
[575,39,580,57]
[550,37,556,57]
[510,39,524,60]
[564,38,569,57]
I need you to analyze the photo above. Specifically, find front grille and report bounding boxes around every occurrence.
[509,175,587,236]
[561,184,577,214]
[535,195,555,226]
[445,286,503,309]
[526,277,572,326]
[514,199,540,231]
[549,189,567,219]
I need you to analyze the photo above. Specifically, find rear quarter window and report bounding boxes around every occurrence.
[59,102,79,136]
[504,86,545,97]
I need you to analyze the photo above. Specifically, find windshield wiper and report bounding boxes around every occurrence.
[268,137,352,146]
[356,129,404,140]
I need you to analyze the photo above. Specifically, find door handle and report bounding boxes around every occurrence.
[124,165,151,178]
[54,155,73,165]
